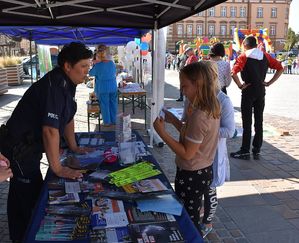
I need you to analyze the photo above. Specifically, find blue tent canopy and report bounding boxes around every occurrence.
[0,26,148,45]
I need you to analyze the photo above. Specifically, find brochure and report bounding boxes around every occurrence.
[128,221,184,243]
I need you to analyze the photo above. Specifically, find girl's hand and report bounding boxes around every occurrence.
[0,167,13,182]
[0,153,9,167]
[164,109,176,124]
[153,117,165,135]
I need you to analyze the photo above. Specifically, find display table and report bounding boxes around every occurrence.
[118,83,147,129]
[24,131,203,243]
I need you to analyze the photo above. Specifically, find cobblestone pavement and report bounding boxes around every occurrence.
[0,70,299,243]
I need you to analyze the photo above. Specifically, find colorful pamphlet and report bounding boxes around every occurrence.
[91,197,129,230]
[48,190,80,205]
[128,221,184,243]
[123,178,168,193]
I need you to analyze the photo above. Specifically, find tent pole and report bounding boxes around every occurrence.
[29,33,33,84]
[149,28,156,148]
[139,36,143,86]
[35,43,39,80]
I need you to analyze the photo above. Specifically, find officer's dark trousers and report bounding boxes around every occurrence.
[7,166,43,241]
[240,88,265,153]
[4,150,43,241]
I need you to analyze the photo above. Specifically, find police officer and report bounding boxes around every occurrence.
[0,42,93,242]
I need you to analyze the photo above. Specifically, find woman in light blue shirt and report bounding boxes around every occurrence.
[89,45,117,125]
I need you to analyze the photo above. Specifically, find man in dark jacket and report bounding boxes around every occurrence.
[230,36,283,160]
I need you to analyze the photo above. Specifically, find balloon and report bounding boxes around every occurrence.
[125,41,138,54]
[125,53,134,62]
[133,46,140,57]
[203,37,209,43]
[141,50,148,56]
[134,38,141,45]
[140,42,149,51]
[144,33,152,42]
[141,36,147,42]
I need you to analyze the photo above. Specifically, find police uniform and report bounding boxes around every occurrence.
[1,67,77,242]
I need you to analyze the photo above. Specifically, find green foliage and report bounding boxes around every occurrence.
[284,28,299,51]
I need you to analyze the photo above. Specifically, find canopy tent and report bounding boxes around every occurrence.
[0,0,228,147]
[0,26,148,45]
[0,0,227,29]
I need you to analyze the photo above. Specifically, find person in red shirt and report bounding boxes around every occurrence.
[230,36,283,160]
[185,47,198,66]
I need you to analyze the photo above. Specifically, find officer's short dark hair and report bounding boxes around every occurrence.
[58,42,93,67]
[243,36,257,49]
[209,43,225,57]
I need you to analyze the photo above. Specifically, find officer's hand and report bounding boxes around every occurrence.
[72,146,95,154]
[54,166,83,180]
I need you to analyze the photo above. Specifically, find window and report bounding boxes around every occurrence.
[187,24,193,37]
[239,25,246,29]
[197,12,203,17]
[240,7,246,17]
[208,7,215,17]
[270,25,276,36]
[285,24,288,36]
[208,24,215,36]
[220,25,227,36]
[271,8,277,18]
[256,22,263,29]
[230,7,237,17]
[196,24,203,35]
[230,25,236,35]
[285,8,289,19]
[177,24,183,37]
[257,7,263,18]
[221,7,227,17]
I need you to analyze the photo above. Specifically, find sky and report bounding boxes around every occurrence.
[289,0,299,33]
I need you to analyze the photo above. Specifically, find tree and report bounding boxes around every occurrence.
[284,28,299,51]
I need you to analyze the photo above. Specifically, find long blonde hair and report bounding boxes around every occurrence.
[180,61,221,119]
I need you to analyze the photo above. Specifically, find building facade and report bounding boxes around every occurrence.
[0,35,33,56]
[166,0,292,53]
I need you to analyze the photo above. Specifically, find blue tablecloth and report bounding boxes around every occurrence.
[24,131,203,243]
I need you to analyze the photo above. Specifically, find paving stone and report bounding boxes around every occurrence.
[223,239,237,243]
[260,194,282,206]
[206,232,220,241]
[216,229,230,238]
[272,204,299,219]
[289,218,299,231]
[246,229,299,243]
[225,205,293,234]
[229,229,243,238]
[284,199,299,210]
[235,239,249,243]
[273,191,293,200]
[213,222,225,229]
[223,221,238,230]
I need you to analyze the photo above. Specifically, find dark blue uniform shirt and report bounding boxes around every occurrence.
[6,67,77,155]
